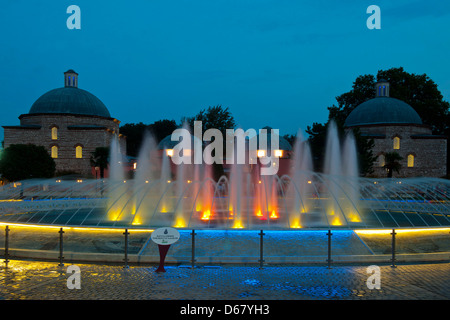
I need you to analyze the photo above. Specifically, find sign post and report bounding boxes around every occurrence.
[151,227,180,273]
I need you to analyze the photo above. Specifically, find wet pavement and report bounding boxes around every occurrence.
[1,259,449,300]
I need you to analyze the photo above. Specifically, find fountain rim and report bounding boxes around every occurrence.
[1,221,449,233]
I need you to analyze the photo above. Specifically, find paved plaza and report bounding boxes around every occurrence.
[0,259,449,300]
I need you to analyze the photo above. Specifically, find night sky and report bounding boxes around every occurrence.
[1,0,449,141]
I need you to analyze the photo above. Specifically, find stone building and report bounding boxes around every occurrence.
[344,80,447,178]
[2,70,126,177]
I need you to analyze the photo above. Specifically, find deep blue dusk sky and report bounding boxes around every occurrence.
[1,0,449,141]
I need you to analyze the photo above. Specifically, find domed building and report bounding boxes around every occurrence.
[2,70,126,177]
[344,80,447,178]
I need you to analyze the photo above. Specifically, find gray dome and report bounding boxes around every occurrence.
[158,133,202,150]
[344,97,422,127]
[256,126,292,151]
[29,87,111,118]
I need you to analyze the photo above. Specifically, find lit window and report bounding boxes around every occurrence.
[257,150,266,158]
[407,154,414,167]
[274,150,283,158]
[51,146,58,158]
[75,145,82,158]
[393,137,400,150]
[379,154,385,167]
[166,149,174,157]
[51,127,58,140]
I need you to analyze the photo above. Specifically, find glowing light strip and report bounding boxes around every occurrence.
[0,222,153,233]
[355,227,450,235]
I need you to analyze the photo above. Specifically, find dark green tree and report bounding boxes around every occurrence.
[305,122,328,172]
[0,144,56,181]
[90,147,110,179]
[119,122,149,157]
[148,119,178,143]
[383,152,403,178]
[305,122,376,175]
[184,105,236,180]
[120,120,178,157]
[184,105,236,135]
[282,134,297,147]
[308,67,450,176]
[328,67,450,134]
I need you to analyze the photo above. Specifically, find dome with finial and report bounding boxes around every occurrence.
[344,80,422,127]
[28,70,111,118]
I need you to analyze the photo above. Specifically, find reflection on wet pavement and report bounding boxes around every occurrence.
[1,260,450,300]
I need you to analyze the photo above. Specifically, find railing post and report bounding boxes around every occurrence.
[123,228,129,268]
[258,230,265,269]
[191,229,196,269]
[4,225,10,268]
[58,227,64,267]
[391,228,396,268]
[326,230,333,269]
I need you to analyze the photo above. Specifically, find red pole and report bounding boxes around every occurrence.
[155,244,171,272]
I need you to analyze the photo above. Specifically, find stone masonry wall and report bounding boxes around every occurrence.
[4,114,125,176]
[352,125,447,178]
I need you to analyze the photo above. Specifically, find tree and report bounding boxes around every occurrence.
[0,144,56,181]
[306,121,377,175]
[282,134,296,147]
[308,67,450,176]
[383,152,403,178]
[184,105,236,180]
[120,120,178,157]
[148,119,178,143]
[184,105,236,134]
[90,147,109,179]
[352,127,377,176]
[305,122,328,172]
[329,67,450,134]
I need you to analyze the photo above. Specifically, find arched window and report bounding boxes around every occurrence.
[75,145,82,159]
[393,137,400,150]
[51,127,58,140]
[407,154,415,167]
[51,146,58,159]
[378,154,385,167]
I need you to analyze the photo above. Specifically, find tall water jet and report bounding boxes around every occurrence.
[198,154,215,223]
[173,122,192,228]
[109,135,125,182]
[323,121,346,226]
[229,162,244,228]
[158,149,173,214]
[131,132,158,225]
[106,136,128,222]
[342,131,361,223]
[288,129,313,228]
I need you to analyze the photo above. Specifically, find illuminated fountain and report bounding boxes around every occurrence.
[2,127,450,266]
[1,127,450,231]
